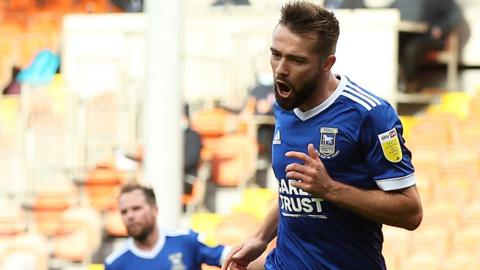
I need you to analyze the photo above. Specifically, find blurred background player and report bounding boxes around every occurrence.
[104,183,229,270]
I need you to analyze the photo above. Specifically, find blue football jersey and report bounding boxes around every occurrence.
[105,228,227,270]
[266,75,415,270]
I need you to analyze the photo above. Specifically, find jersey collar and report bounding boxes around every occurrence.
[128,226,166,259]
[293,74,347,121]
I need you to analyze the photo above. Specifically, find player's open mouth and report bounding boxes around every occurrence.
[276,80,292,98]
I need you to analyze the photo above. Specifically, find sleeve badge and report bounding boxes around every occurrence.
[377,128,402,163]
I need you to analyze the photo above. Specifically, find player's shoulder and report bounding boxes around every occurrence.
[163,228,206,249]
[163,228,194,236]
[339,77,390,114]
[163,228,198,241]
[105,243,130,266]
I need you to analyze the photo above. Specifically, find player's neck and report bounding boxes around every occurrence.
[134,226,160,251]
[298,72,339,112]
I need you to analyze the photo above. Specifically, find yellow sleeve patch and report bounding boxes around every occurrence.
[377,128,402,163]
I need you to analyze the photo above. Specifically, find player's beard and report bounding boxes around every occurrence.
[128,222,155,242]
[274,76,318,111]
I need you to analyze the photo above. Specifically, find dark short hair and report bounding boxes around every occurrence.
[119,182,157,205]
[279,1,340,59]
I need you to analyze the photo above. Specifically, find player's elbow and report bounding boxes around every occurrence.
[403,207,423,231]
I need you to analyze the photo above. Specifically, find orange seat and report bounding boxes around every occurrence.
[5,0,33,11]
[214,212,260,246]
[28,189,75,236]
[191,108,237,138]
[181,176,207,213]
[441,146,479,175]
[84,167,125,211]
[410,113,459,147]
[210,134,257,187]
[0,207,25,238]
[53,206,102,263]
[104,209,128,238]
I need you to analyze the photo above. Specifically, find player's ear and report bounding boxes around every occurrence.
[321,55,336,72]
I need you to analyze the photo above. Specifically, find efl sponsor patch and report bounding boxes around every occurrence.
[378,128,402,163]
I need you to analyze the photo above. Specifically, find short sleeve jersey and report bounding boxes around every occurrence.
[266,74,415,270]
[105,229,227,270]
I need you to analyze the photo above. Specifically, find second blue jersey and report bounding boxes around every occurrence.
[105,228,226,270]
[266,74,415,270]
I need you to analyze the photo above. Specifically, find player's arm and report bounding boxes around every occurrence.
[251,200,279,244]
[287,144,422,230]
[326,178,421,230]
[222,201,279,270]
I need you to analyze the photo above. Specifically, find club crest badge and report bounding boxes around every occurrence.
[378,128,403,163]
[273,129,281,144]
[319,127,339,159]
[168,252,186,270]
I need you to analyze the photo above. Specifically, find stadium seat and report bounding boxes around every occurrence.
[5,0,33,11]
[421,198,459,231]
[210,133,257,187]
[441,146,479,175]
[451,224,480,253]
[0,40,15,88]
[190,213,224,246]
[232,188,277,219]
[408,112,459,150]
[52,206,102,263]
[407,224,450,257]
[460,200,480,226]
[82,166,125,211]
[383,251,398,270]
[182,176,207,214]
[214,212,260,246]
[408,122,450,151]
[459,118,480,153]
[191,107,238,139]
[0,232,49,270]
[88,264,105,270]
[104,209,127,238]
[0,97,22,198]
[410,146,440,185]
[468,94,480,117]
[24,187,76,236]
[82,90,138,171]
[382,225,409,260]
[398,115,417,141]
[400,252,441,270]
[412,170,433,202]
[436,92,472,119]
[0,206,26,239]
[441,251,479,270]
